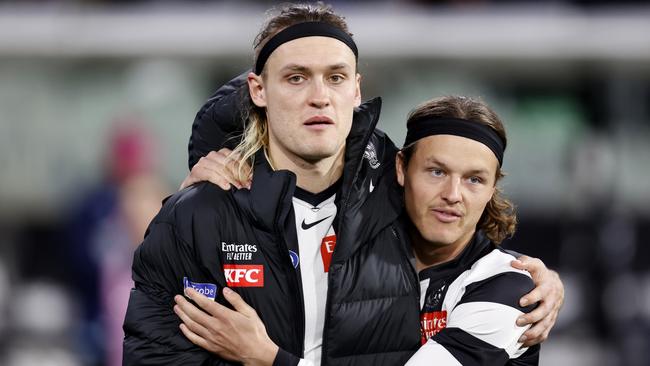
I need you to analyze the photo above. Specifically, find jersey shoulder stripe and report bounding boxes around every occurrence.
[441,248,532,314]
[405,337,462,366]
[447,301,530,358]
[433,327,510,365]
[458,272,536,313]
[436,248,536,361]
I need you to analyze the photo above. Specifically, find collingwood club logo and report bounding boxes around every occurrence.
[363,142,380,169]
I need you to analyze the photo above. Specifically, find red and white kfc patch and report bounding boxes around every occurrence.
[420,310,447,344]
[320,235,336,272]
[223,264,264,287]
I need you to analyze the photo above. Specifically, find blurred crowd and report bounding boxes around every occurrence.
[0,120,169,366]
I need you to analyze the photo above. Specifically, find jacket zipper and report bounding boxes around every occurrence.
[320,100,382,365]
[280,231,306,357]
[274,177,306,358]
[391,225,420,299]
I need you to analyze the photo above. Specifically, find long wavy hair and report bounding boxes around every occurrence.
[230,2,353,180]
[400,96,517,244]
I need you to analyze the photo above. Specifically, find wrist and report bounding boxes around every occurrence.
[245,338,279,366]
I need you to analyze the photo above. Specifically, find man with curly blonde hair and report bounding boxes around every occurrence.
[399,96,540,365]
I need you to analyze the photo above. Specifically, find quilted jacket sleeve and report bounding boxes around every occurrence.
[122,205,233,365]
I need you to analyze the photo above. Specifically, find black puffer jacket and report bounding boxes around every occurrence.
[123,75,421,365]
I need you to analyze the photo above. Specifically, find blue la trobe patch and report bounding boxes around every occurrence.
[183,277,218,300]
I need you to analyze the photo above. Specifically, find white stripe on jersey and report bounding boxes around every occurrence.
[440,249,531,318]
[405,338,462,366]
[414,248,533,364]
[447,301,529,358]
[293,194,337,366]
[419,277,430,310]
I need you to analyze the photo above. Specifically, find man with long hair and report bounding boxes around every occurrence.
[124,3,562,365]
[399,96,540,364]
[124,3,420,365]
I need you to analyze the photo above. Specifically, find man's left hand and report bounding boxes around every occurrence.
[174,287,279,366]
[511,255,564,347]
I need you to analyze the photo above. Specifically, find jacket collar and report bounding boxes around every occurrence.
[417,230,493,281]
[339,97,383,206]
[234,150,296,233]
[333,97,405,266]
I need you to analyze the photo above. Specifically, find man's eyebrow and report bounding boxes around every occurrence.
[466,168,490,176]
[279,63,352,73]
[425,157,490,176]
[280,64,309,73]
[424,157,449,169]
[329,63,352,71]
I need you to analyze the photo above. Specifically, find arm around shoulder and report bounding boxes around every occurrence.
[406,270,539,366]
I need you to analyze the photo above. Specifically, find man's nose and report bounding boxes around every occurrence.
[441,177,462,204]
[308,79,331,108]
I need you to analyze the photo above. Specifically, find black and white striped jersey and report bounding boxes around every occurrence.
[406,231,540,366]
[291,183,340,366]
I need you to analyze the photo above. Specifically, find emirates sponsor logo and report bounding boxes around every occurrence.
[222,241,258,261]
[223,264,264,287]
[420,310,447,344]
[320,235,336,273]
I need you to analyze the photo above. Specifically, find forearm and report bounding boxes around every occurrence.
[124,287,230,365]
[125,214,233,365]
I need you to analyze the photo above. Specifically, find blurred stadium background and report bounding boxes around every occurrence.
[0,1,649,365]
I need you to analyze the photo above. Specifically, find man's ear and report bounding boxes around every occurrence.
[396,151,406,187]
[247,72,267,107]
[354,73,362,107]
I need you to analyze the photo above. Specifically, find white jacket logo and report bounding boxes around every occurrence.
[363,142,380,169]
[222,241,257,261]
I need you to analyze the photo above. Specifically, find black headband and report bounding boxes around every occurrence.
[404,118,506,166]
[254,21,358,75]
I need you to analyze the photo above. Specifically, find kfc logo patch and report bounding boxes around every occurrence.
[420,310,447,344]
[224,264,264,287]
[320,235,336,272]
